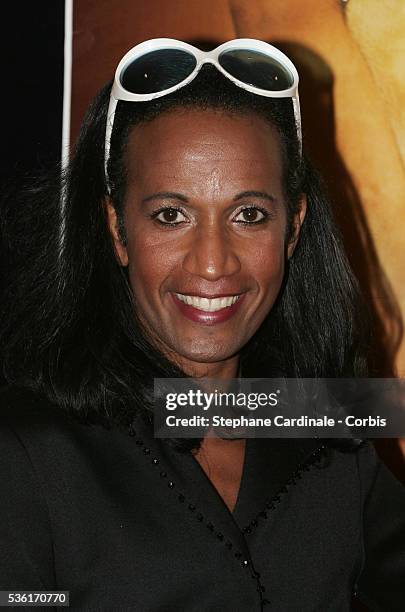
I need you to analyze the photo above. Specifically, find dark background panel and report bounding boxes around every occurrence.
[0,1,65,187]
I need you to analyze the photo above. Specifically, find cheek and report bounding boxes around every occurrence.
[245,234,286,286]
[260,252,285,299]
[125,232,179,297]
[250,245,286,319]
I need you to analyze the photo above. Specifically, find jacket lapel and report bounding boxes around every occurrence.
[135,412,323,556]
[232,437,323,530]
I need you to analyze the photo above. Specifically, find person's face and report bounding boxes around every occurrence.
[107,109,306,376]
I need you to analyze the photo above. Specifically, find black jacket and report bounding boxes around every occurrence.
[1,387,405,611]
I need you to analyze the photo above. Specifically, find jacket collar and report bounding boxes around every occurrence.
[135,412,325,554]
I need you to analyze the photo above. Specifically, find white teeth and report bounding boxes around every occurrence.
[175,293,240,312]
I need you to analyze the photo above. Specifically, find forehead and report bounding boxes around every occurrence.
[124,109,283,193]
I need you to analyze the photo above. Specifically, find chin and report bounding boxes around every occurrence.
[171,339,241,365]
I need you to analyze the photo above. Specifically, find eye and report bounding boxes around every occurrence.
[233,206,268,224]
[152,207,189,226]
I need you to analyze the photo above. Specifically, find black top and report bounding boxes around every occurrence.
[1,387,405,611]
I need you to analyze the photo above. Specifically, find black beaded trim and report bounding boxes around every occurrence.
[127,419,268,607]
[242,443,329,535]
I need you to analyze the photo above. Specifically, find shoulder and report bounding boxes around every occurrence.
[0,384,115,438]
[354,439,404,499]
[356,439,405,509]
[0,386,78,478]
[0,385,61,425]
[0,385,63,450]
[354,443,405,609]
[0,385,110,471]
[0,384,143,484]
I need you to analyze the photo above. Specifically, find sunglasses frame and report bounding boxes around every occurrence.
[104,38,301,188]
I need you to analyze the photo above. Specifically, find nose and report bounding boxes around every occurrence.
[182,224,241,281]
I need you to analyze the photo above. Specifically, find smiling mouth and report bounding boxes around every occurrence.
[174,293,241,312]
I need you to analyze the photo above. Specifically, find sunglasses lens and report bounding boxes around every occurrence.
[219,49,294,91]
[120,49,197,94]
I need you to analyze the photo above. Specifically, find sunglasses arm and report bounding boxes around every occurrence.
[292,92,303,156]
[104,94,118,193]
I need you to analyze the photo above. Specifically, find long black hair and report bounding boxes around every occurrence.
[0,64,370,429]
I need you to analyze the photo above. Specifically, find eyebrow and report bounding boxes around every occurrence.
[141,190,276,204]
[232,190,276,203]
[142,192,188,204]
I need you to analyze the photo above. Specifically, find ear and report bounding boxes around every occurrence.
[287,194,307,259]
[105,199,129,266]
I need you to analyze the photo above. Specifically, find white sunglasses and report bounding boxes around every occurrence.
[105,38,301,189]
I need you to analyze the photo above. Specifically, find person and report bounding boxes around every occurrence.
[0,38,404,611]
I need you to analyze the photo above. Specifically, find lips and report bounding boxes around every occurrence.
[171,292,246,325]
[174,293,240,312]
